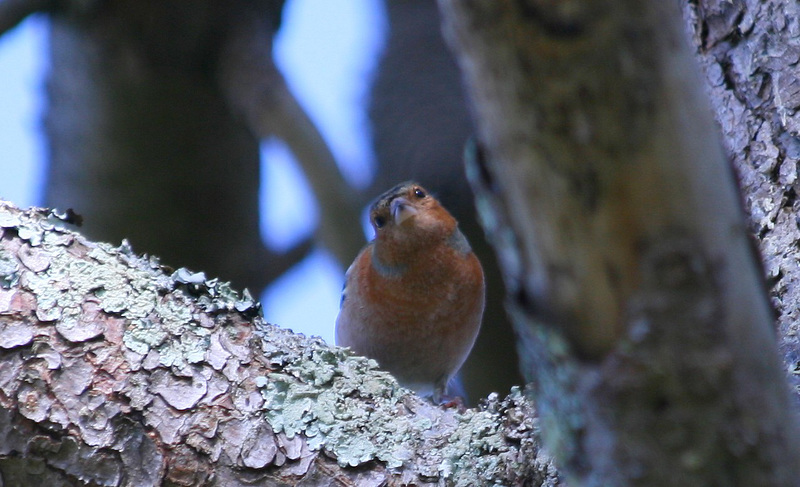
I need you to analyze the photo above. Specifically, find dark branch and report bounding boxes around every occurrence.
[0,0,54,37]
[215,13,367,267]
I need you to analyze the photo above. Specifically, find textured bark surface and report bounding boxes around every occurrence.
[439,0,800,485]
[682,0,800,403]
[0,201,560,486]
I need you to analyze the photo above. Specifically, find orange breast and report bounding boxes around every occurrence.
[336,240,484,392]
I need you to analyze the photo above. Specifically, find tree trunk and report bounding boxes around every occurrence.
[0,201,560,486]
[43,1,288,295]
[682,0,800,406]
[4,0,365,296]
[438,0,800,485]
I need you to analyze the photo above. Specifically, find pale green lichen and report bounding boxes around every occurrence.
[259,333,540,483]
[0,249,19,288]
[17,225,45,246]
[0,206,218,372]
[172,268,258,315]
[0,210,23,228]
[439,408,510,482]
[255,323,540,484]
[121,291,216,370]
[258,325,430,469]
[180,331,211,364]
[123,318,169,355]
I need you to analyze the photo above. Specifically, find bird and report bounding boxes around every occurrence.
[335,181,485,402]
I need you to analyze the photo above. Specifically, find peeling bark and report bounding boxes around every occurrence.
[0,201,559,486]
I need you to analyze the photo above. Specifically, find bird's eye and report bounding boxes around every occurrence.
[413,188,426,199]
[374,215,386,228]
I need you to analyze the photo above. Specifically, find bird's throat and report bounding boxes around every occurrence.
[371,246,408,278]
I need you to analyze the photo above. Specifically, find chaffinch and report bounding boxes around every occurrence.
[335,182,485,402]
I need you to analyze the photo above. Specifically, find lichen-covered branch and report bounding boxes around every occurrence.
[0,201,560,486]
[439,0,800,485]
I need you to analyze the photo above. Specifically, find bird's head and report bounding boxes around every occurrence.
[368,182,456,251]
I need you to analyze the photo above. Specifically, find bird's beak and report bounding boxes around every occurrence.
[391,197,418,225]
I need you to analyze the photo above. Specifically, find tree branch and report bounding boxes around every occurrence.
[216,12,367,266]
[0,201,560,486]
[0,0,53,37]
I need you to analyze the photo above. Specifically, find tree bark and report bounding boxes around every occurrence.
[0,201,560,486]
[682,0,800,406]
[438,0,800,485]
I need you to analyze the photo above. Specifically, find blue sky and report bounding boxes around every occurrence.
[0,0,385,343]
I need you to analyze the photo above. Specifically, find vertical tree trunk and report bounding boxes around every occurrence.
[41,0,366,295]
[43,2,287,294]
[682,0,800,404]
[439,0,800,484]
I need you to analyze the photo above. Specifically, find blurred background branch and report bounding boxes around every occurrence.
[0,0,53,36]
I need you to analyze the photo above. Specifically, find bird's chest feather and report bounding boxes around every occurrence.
[359,244,480,329]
